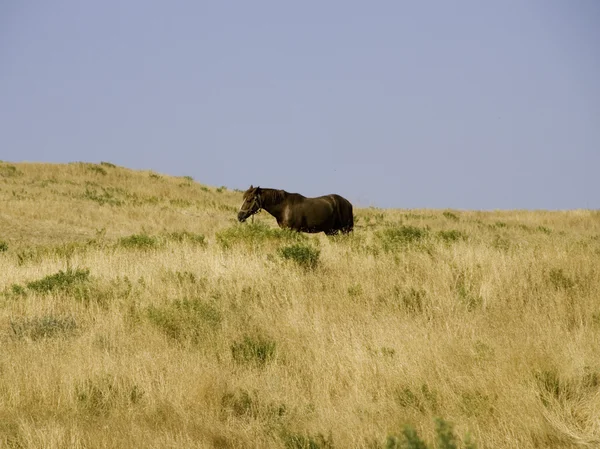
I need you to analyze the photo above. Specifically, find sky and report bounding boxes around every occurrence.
[1,1,599,210]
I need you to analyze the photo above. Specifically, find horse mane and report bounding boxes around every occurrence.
[260,188,286,205]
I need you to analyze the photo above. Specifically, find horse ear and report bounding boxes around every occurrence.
[249,185,253,189]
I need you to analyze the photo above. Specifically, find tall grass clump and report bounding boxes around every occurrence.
[26,268,90,293]
[231,334,277,366]
[386,418,475,449]
[75,375,145,416]
[277,243,320,269]
[537,226,552,234]
[216,222,306,249]
[10,315,77,340]
[548,268,575,291]
[443,211,460,221]
[377,225,429,251]
[146,298,221,344]
[118,233,159,250]
[87,164,108,176]
[164,230,206,246]
[82,186,124,206]
[281,431,335,449]
[437,229,467,243]
[0,164,21,177]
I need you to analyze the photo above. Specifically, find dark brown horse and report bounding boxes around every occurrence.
[237,186,354,235]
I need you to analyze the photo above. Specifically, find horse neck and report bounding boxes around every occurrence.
[260,189,286,218]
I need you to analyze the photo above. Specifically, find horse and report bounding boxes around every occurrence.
[237,186,354,235]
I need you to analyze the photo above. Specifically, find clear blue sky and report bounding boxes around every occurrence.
[1,1,599,209]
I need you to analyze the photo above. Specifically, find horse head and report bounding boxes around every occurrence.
[237,185,262,222]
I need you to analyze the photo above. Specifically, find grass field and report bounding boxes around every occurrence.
[1,161,599,448]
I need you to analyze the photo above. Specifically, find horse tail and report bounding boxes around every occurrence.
[349,205,354,232]
[333,194,353,233]
[344,199,354,233]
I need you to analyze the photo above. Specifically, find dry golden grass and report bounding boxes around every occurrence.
[1,161,599,448]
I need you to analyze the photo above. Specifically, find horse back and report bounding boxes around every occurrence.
[280,191,353,234]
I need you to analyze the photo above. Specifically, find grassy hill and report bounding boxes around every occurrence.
[1,161,599,448]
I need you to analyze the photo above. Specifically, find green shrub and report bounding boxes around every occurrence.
[10,284,27,297]
[432,419,457,449]
[0,240,8,252]
[3,283,31,301]
[386,425,428,449]
[216,223,306,249]
[118,233,159,250]
[278,244,320,269]
[385,418,475,449]
[10,315,77,340]
[231,335,277,366]
[26,268,90,293]
[100,161,117,168]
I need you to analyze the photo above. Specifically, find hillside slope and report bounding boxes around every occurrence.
[1,161,599,449]
[0,161,243,246]
[2,161,596,246]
